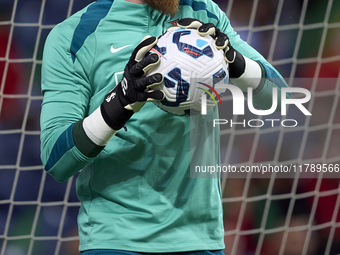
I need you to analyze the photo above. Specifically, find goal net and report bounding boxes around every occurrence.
[0,0,339,255]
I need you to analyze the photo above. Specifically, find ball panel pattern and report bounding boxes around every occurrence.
[149,28,229,116]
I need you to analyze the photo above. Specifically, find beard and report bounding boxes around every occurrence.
[144,0,179,16]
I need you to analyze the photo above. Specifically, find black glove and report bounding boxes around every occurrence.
[101,36,165,130]
[177,18,245,79]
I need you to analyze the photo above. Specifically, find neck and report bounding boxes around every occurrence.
[125,0,145,3]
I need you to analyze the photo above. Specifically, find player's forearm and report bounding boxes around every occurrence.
[40,113,115,183]
[81,106,118,147]
[46,145,93,183]
[229,52,288,112]
[41,102,127,183]
[42,105,122,183]
[41,123,98,182]
[229,51,263,91]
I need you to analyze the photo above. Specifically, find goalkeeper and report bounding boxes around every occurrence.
[40,0,288,254]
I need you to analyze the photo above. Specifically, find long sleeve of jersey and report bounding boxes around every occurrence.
[40,10,97,182]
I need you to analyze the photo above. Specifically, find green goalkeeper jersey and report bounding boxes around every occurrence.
[41,0,287,252]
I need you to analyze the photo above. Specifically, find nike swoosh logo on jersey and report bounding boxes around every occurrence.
[110,45,132,53]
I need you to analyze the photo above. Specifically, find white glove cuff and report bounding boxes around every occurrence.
[230,56,262,92]
[83,106,118,146]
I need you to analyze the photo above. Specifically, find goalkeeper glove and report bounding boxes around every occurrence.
[80,36,164,150]
[177,18,264,92]
[100,36,164,131]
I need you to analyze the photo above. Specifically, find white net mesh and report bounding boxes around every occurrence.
[0,1,92,254]
[0,0,339,255]
[218,0,340,254]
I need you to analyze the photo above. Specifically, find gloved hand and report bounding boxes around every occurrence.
[101,36,165,130]
[177,18,266,93]
[177,18,245,79]
[176,19,287,114]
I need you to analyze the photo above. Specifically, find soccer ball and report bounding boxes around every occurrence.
[148,27,229,116]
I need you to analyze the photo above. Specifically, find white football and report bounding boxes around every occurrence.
[148,27,229,116]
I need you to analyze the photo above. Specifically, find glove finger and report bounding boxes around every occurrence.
[137,90,164,102]
[124,102,146,112]
[146,90,165,102]
[128,90,164,106]
[135,36,158,62]
[224,46,236,63]
[130,53,160,77]
[215,30,229,50]
[142,53,161,75]
[177,18,203,29]
[197,23,217,37]
[129,36,158,64]
[146,73,163,89]
[135,73,163,91]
